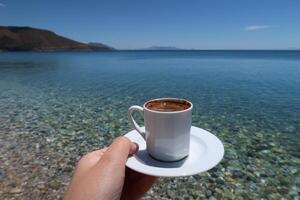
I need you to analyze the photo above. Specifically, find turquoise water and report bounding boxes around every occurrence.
[0,51,299,199]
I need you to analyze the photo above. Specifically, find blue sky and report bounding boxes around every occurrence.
[0,0,300,49]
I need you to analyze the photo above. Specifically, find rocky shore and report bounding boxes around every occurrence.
[0,86,299,200]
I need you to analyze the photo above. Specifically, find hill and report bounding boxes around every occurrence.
[0,26,113,51]
[88,42,114,50]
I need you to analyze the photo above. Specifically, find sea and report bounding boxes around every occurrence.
[0,50,299,199]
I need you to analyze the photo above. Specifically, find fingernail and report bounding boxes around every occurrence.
[133,142,139,152]
[129,142,139,156]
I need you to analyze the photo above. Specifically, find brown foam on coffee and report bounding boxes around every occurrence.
[146,99,191,112]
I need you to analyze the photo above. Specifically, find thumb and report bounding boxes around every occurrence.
[98,136,139,166]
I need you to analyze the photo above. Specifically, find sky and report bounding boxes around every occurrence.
[0,0,300,49]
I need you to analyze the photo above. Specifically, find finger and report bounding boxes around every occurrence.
[129,142,139,156]
[94,147,108,157]
[75,147,109,175]
[125,167,158,183]
[98,137,138,166]
[121,168,158,200]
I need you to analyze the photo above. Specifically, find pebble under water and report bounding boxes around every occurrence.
[0,51,299,199]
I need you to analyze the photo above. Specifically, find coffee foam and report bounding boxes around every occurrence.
[146,99,190,112]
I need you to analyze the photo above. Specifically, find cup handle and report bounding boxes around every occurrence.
[128,105,146,140]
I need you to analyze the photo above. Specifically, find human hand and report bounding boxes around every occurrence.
[64,137,157,200]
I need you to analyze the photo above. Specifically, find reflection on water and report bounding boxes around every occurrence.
[0,51,299,199]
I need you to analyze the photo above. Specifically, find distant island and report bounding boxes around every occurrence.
[0,26,113,51]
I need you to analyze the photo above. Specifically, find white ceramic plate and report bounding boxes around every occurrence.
[125,126,224,177]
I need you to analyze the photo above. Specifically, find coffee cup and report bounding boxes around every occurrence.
[128,98,192,162]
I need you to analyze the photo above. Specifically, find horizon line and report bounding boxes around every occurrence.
[116,48,300,51]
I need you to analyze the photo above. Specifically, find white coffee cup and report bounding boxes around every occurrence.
[128,98,192,162]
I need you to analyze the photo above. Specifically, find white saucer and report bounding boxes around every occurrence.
[125,126,224,177]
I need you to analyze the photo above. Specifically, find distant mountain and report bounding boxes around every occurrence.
[141,46,181,50]
[0,26,113,51]
[88,42,114,50]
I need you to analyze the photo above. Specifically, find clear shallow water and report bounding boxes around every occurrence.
[0,51,299,199]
